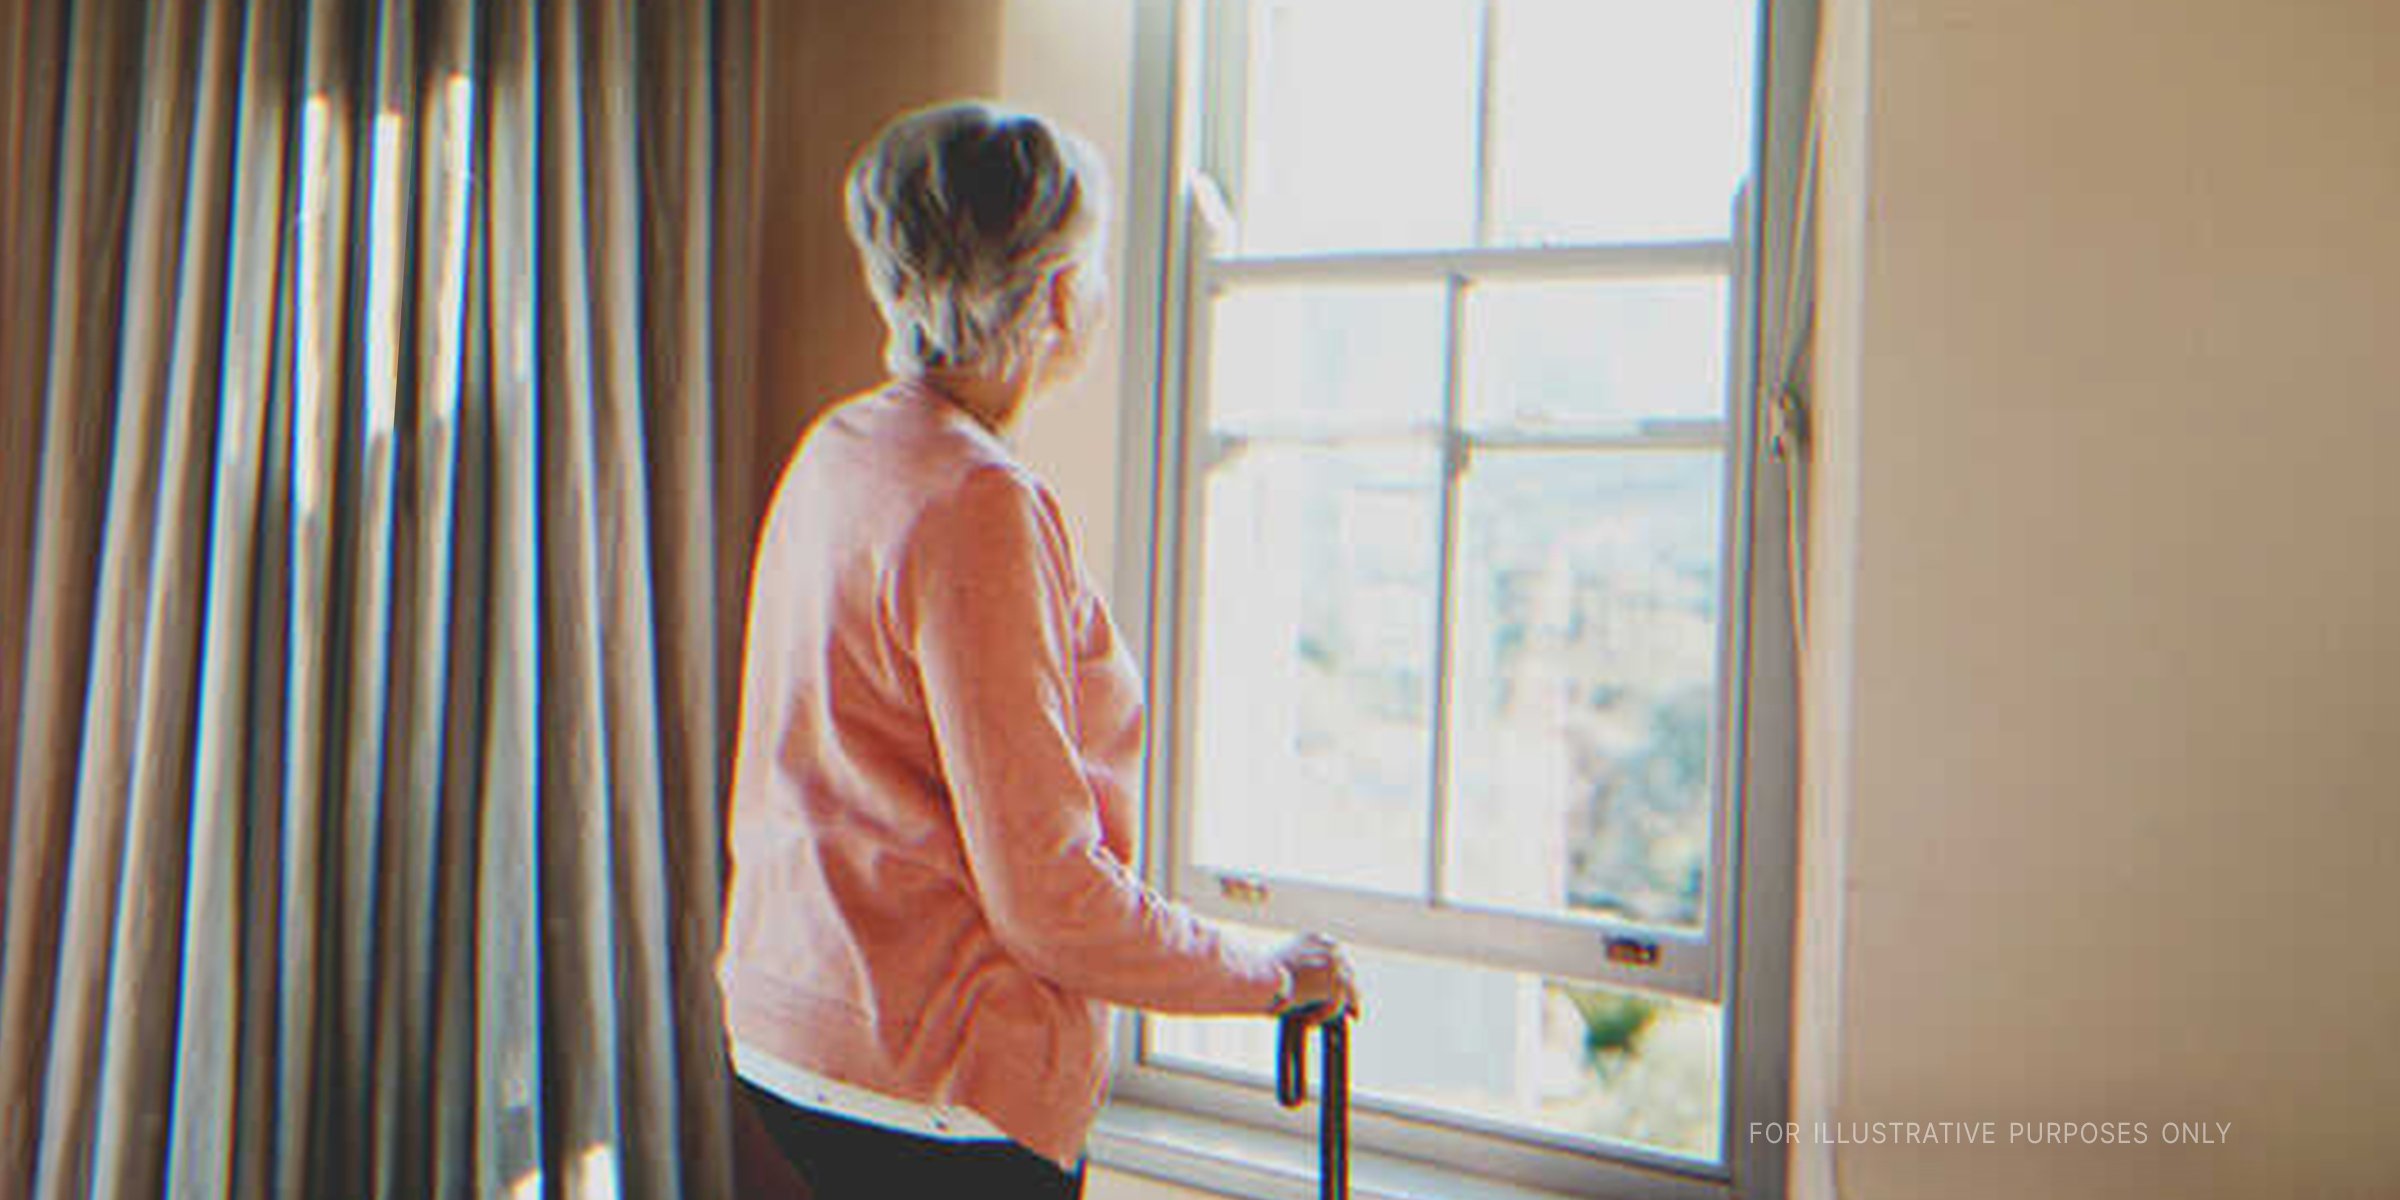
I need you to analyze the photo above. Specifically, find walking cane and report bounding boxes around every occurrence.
[1277,1010,1349,1200]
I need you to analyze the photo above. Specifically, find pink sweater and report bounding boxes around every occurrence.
[718,381,1282,1165]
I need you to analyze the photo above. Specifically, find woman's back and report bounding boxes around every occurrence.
[721,381,1279,1166]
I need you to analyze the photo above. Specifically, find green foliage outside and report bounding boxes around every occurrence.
[1566,987,1659,1069]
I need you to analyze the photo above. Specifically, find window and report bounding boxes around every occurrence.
[1110,1,1808,1196]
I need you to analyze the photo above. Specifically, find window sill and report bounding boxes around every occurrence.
[1090,1101,1718,1200]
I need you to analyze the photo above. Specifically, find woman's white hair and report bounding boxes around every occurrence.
[845,101,1108,378]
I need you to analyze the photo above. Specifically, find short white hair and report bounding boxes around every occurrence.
[845,101,1108,377]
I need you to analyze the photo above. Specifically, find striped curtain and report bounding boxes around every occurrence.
[0,0,746,1195]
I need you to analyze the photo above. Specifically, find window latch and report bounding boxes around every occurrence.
[1606,936,1662,969]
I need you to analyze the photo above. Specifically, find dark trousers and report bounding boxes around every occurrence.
[739,1078,1086,1200]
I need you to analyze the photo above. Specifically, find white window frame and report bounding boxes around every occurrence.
[1102,2,1815,1196]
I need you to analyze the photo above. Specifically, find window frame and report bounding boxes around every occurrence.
[1103,1,1815,1195]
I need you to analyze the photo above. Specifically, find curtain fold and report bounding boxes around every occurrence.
[164,0,295,1193]
[642,1,739,1194]
[85,0,243,1191]
[0,1,739,1195]
[0,0,140,1187]
[0,0,71,911]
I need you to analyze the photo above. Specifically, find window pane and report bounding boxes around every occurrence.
[1151,930,1725,1163]
[1464,278,1730,432]
[1231,0,1480,253]
[1486,0,1757,245]
[1190,444,1439,897]
[1444,451,1722,929]
[1209,284,1447,435]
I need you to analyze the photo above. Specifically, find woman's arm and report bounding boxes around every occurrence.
[896,464,1283,1016]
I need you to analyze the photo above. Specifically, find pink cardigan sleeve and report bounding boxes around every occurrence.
[895,464,1282,1016]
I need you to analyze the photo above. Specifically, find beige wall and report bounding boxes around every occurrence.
[1798,2,2400,1198]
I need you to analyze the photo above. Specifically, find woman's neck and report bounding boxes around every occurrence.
[909,367,1032,433]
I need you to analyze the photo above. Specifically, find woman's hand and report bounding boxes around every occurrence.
[1267,933,1360,1023]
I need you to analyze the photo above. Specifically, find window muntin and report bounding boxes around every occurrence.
[1143,0,1765,1179]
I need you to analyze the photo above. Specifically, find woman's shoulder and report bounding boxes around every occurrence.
[823,384,1023,475]
[782,387,1005,500]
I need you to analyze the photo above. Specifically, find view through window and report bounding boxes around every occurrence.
[1134,0,1764,1176]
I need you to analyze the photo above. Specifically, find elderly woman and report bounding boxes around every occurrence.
[718,102,1359,1199]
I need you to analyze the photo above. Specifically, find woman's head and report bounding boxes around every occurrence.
[845,101,1109,389]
